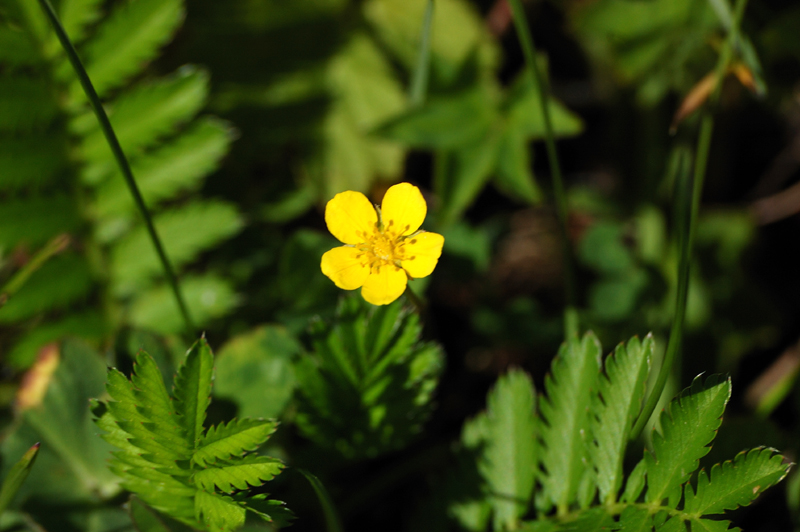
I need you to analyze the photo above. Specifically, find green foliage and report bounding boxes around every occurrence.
[449,333,791,531]
[96,338,289,531]
[294,296,444,458]
[0,0,238,368]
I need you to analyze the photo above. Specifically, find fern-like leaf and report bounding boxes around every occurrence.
[0,76,58,131]
[683,448,790,516]
[173,338,214,448]
[80,67,209,166]
[194,455,284,493]
[195,490,246,532]
[58,0,104,45]
[539,332,602,511]
[78,0,184,97]
[193,418,278,468]
[590,335,652,503]
[644,375,731,505]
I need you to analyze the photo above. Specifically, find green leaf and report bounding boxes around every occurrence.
[477,369,537,530]
[3,311,107,369]
[0,135,66,192]
[128,274,239,334]
[539,333,602,510]
[59,0,104,45]
[376,86,497,149]
[78,0,184,97]
[173,338,215,449]
[0,24,40,67]
[93,118,235,220]
[111,201,243,293]
[128,495,195,532]
[0,341,119,504]
[645,375,732,504]
[80,67,210,166]
[0,76,58,131]
[0,254,93,323]
[194,455,283,493]
[0,442,39,516]
[590,335,653,503]
[364,0,499,84]
[617,506,652,531]
[492,125,541,204]
[295,297,444,458]
[437,130,502,226]
[193,418,278,468]
[504,71,583,140]
[0,194,81,249]
[683,448,790,516]
[194,490,245,532]
[682,518,736,532]
[214,326,300,419]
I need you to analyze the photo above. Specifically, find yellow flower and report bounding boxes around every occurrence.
[321,183,444,305]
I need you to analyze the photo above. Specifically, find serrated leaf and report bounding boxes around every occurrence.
[93,118,235,220]
[78,0,184,97]
[657,517,687,532]
[194,456,283,493]
[686,519,739,532]
[0,194,81,249]
[194,490,245,532]
[683,448,790,516]
[193,418,277,468]
[128,274,239,334]
[617,506,652,531]
[59,0,104,45]
[0,254,93,323]
[645,375,731,504]
[173,339,214,449]
[621,458,647,503]
[111,201,242,293]
[80,67,209,166]
[128,495,196,532]
[590,335,653,503]
[539,333,602,510]
[0,76,58,131]
[477,369,537,530]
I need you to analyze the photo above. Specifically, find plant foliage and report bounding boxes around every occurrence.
[95,338,289,531]
[0,0,238,368]
[294,296,444,458]
[449,333,791,531]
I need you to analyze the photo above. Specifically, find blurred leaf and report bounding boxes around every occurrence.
[58,0,104,45]
[0,75,58,131]
[504,71,584,140]
[439,221,492,271]
[0,195,81,250]
[0,341,120,504]
[77,0,184,98]
[572,0,719,105]
[0,442,39,517]
[364,0,499,84]
[376,87,498,149]
[94,118,235,222]
[493,126,541,204]
[80,67,210,170]
[578,221,634,275]
[0,254,93,323]
[0,135,66,192]
[111,201,243,294]
[129,274,238,334]
[311,34,406,198]
[215,325,300,419]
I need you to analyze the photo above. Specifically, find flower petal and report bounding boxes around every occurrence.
[380,183,427,236]
[401,232,444,278]
[361,264,407,305]
[321,246,370,290]
[325,191,378,245]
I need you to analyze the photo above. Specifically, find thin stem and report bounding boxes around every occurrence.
[507,0,578,339]
[630,0,749,439]
[1,234,70,308]
[36,0,195,339]
[409,0,435,107]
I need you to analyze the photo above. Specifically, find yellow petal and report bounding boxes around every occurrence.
[401,232,444,278]
[321,246,370,290]
[325,191,378,245]
[380,183,427,236]
[361,264,407,305]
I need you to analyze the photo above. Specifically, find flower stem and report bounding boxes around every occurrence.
[630,0,749,440]
[36,0,195,340]
[507,0,577,339]
[409,0,435,108]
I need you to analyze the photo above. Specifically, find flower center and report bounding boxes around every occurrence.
[357,227,407,272]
